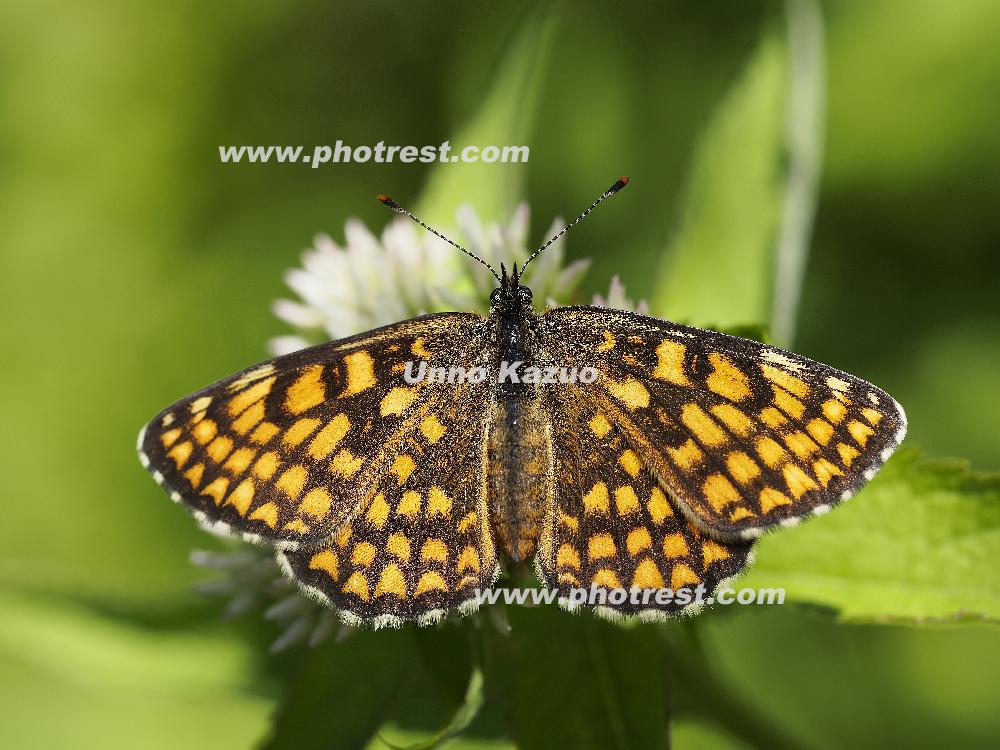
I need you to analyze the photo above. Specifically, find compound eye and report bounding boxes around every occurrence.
[518,286,533,302]
[490,288,503,304]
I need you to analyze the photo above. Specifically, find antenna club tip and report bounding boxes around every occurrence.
[610,176,629,193]
[377,194,403,212]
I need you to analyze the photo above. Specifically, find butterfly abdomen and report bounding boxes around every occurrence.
[486,396,551,562]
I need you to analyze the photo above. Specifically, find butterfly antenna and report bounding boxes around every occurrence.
[377,194,501,282]
[521,176,629,271]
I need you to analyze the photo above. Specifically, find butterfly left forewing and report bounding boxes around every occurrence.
[543,306,907,541]
[138,313,483,549]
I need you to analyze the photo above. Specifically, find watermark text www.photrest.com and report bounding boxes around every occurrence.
[219,140,529,168]
[475,585,786,608]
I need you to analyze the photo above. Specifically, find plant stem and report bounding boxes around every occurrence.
[771,0,826,347]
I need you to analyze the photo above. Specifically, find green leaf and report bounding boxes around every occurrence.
[651,22,787,330]
[0,590,273,750]
[372,622,480,749]
[414,5,555,228]
[669,719,755,750]
[268,625,492,750]
[263,629,417,750]
[485,606,667,750]
[380,665,484,750]
[740,451,1000,623]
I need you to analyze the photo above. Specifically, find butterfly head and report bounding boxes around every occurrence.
[490,262,533,313]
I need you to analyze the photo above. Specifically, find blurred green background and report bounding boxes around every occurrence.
[2,1,998,748]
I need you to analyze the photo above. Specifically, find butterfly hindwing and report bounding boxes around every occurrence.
[534,385,753,618]
[138,313,485,549]
[544,306,907,541]
[278,380,500,626]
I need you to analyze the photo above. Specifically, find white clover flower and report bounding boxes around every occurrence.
[591,274,649,315]
[194,203,643,650]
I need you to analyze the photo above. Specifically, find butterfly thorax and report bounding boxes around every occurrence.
[492,283,536,396]
[485,282,550,562]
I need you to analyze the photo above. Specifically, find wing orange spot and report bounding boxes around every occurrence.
[605,377,650,410]
[702,474,740,512]
[759,487,791,513]
[386,533,411,562]
[647,487,673,524]
[282,417,321,447]
[653,341,690,385]
[614,485,640,516]
[427,486,453,518]
[307,414,351,459]
[339,352,377,398]
[726,451,761,485]
[249,421,279,445]
[680,403,727,446]
[415,571,448,596]
[806,418,835,445]
[252,451,281,480]
[583,482,610,514]
[667,438,704,470]
[227,377,275,417]
[706,353,751,401]
[249,501,280,529]
[457,545,480,573]
[593,569,623,589]
[298,487,332,521]
[557,544,581,569]
[351,542,377,566]
[375,564,407,598]
[588,533,617,560]
[626,527,653,556]
[420,414,447,443]
[588,413,612,438]
[761,364,809,398]
[670,564,700,590]
[286,365,326,414]
[396,490,421,517]
[232,400,265,435]
[308,549,339,581]
[275,465,308,499]
[420,538,448,562]
[701,540,731,565]
[710,404,754,437]
[633,559,665,589]
[380,387,417,417]
[783,464,818,499]
[227,479,256,515]
[329,449,364,477]
[342,571,370,601]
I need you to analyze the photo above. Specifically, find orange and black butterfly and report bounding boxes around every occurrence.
[138,178,906,628]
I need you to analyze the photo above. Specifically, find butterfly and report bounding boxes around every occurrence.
[138,177,907,628]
